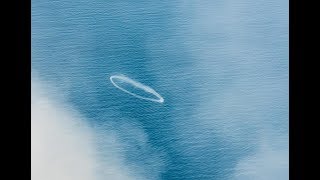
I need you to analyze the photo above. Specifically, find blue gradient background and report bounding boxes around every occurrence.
[32,0,288,179]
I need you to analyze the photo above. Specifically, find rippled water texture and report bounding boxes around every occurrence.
[110,74,164,103]
[32,0,288,179]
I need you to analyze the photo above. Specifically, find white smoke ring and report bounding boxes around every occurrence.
[110,75,164,103]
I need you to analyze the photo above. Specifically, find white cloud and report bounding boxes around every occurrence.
[32,78,96,180]
[31,76,144,180]
[233,140,288,180]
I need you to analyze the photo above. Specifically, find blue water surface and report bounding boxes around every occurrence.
[32,0,288,179]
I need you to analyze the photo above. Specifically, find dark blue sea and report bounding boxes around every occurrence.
[32,0,288,179]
